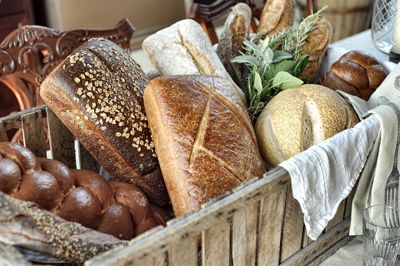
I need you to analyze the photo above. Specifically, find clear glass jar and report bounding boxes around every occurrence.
[371,0,400,58]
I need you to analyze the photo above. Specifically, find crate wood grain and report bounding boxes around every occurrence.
[0,105,354,266]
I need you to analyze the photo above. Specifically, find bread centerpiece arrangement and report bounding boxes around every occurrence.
[0,0,390,263]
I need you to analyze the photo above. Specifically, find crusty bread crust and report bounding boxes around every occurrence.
[256,84,359,166]
[144,76,266,216]
[40,38,169,206]
[258,0,295,36]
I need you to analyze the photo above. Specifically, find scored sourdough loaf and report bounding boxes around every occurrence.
[255,84,359,166]
[40,38,169,206]
[144,75,266,216]
[142,19,244,98]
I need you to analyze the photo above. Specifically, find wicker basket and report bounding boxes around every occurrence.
[297,0,373,42]
[0,105,356,265]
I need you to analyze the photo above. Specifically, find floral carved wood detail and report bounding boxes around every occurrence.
[0,18,134,111]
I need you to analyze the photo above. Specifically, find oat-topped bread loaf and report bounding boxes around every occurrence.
[144,76,266,216]
[40,38,169,206]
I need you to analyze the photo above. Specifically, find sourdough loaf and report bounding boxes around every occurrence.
[40,38,169,206]
[255,84,359,166]
[144,76,266,216]
[216,3,252,87]
[142,19,244,99]
[257,0,295,36]
[320,51,387,100]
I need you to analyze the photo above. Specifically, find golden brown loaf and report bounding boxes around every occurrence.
[299,17,333,82]
[216,3,252,87]
[40,38,169,206]
[257,0,295,36]
[320,51,387,100]
[255,84,359,166]
[144,76,266,216]
[0,142,168,240]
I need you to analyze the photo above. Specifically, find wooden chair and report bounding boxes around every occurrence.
[0,18,134,112]
[188,0,319,44]
[0,18,134,142]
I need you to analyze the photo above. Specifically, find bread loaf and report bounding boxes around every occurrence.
[299,17,333,82]
[257,0,295,36]
[216,3,252,87]
[144,76,266,216]
[40,38,169,206]
[142,19,244,99]
[320,51,387,100]
[255,84,359,166]
[0,142,168,240]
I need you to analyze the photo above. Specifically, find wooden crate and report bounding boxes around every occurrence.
[0,105,356,265]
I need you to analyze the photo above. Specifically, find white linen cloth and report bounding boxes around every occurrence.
[280,47,400,240]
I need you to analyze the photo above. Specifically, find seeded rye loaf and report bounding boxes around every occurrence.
[40,38,169,206]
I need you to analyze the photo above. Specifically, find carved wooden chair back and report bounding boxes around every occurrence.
[0,18,134,112]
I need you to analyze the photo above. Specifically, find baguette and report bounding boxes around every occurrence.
[217,3,252,87]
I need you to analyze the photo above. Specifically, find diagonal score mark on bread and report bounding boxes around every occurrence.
[188,97,211,167]
[177,30,215,76]
[302,98,324,150]
[192,77,258,145]
[188,96,245,183]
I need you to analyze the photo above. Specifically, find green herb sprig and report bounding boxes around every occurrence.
[232,7,327,122]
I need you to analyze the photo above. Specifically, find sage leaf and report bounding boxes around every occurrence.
[272,51,293,63]
[272,71,303,90]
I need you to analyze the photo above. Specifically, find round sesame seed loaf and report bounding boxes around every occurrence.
[40,38,169,206]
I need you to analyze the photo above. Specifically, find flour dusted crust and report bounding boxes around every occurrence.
[144,76,266,216]
[142,19,245,100]
[40,38,169,206]
[255,84,359,166]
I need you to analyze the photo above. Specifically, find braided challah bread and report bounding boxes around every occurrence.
[0,142,168,240]
[320,51,387,100]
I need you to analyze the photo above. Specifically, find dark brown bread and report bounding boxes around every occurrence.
[144,76,266,216]
[40,38,169,206]
[0,142,169,240]
[320,51,387,100]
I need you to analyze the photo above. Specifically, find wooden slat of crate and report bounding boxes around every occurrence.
[345,186,357,218]
[153,252,168,266]
[168,235,198,266]
[257,185,287,266]
[232,201,259,266]
[21,110,46,157]
[280,217,351,266]
[326,201,346,231]
[280,184,304,262]
[85,168,291,266]
[202,219,230,266]
[46,108,76,168]
[77,141,100,172]
[302,226,311,248]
